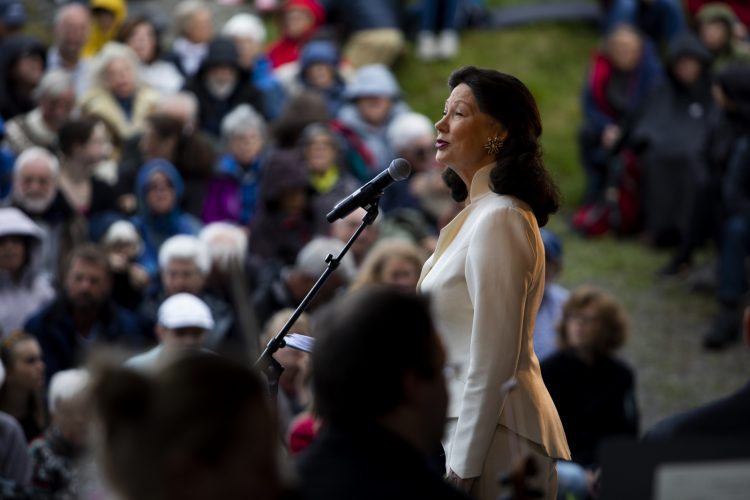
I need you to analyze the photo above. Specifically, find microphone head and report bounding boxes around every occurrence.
[388,158,412,181]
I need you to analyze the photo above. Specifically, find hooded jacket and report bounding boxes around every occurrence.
[336,64,410,173]
[297,40,346,117]
[268,0,325,69]
[82,0,127,57]
[183,37,266,137]
[695,3,750,72]
[130,160,202,279]
[0,208,55,337]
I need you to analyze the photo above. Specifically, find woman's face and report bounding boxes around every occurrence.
[565,304,600,350]
[284,7,314,39]
[673,56,702,85]
[434,83,499,178]
[229,129,264,165]
[127,22,157,63]
[304,133,337,174]
[106,57,136,98]
[700,20,729,52]
[81,122,111,166]
[145,171,177,215]
[232,36,261,68]
[380,255,420,292]
[0,235,26,274]
[6,339,45,392]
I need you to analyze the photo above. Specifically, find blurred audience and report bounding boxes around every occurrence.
[0,208,55,337]
[542,285,639,500]
[117,15,184,97]
[533,228,569,362]
[29,369,96,499]
[47,2,90,96]
[24,244,144,383]
[2,70,76,156]
[0,35,47,121]
[0,331,46,442]
[82,0,127,58]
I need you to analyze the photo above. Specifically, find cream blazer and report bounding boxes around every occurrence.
[418,165,570,478]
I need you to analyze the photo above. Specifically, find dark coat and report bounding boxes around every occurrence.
[645,380,750,439]
[296,424,469,500]
[0,35,47,121]
[541,349,639,467]
[24,295,146,384]
[183,38,266,137]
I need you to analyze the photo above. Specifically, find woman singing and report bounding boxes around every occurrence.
[418,66,570,500]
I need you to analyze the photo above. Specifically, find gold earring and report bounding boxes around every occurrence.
[483,135,503,156]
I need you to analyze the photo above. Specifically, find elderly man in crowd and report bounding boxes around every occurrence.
[138,235,244,358]
[7,147,73,281]
[127,293,214,371]
[2,70,76,155]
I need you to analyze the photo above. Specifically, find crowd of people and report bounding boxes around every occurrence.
[0,0,748,499]
[576,0,750,351]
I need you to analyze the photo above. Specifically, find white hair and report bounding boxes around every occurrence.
[158,91,199,122]
[32,69,75,102]
[48,369,90,414]
[295,237,355,282]
[199,222,248,273]
[158,235,211,275]
[220,104,267,139]
[13,147,60,179]
[102,220,143,254]
[88,42,142,90]
[221,13,267,43]
[387,112,435,153]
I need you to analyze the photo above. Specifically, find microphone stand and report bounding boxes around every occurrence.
[254,201,381,397]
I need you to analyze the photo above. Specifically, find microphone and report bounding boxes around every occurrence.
[326,158,412,222]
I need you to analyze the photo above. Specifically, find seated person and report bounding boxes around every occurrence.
[127,293,214,372]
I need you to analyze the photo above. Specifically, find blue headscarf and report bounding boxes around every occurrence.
[131,159,199,278]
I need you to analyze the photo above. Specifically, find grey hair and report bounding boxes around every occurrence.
[174,0,210,36]
[295,236,356,282]
[32,69,75,102]
[220,104,267,139]
[88,42,142,90]
[198,222,248,273]
[48,369,90,415]
[221,13,267,43]
[13,147,60,178]
[158,234,211,275]
[386,112,435,153]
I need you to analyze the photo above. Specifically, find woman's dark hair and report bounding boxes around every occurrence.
[0,331,46,435]
[58,117,98,157]
[145,113,216,178]
[443,66,561,227]
[116,15,162,64]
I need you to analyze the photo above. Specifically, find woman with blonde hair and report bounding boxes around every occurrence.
[351,238,426,293]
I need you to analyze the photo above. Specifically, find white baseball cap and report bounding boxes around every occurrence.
[158,293,215,330]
